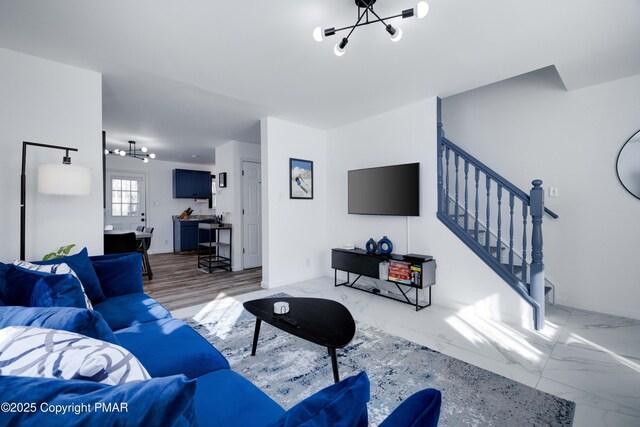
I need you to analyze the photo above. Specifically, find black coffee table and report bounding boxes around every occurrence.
[243,297,356,383]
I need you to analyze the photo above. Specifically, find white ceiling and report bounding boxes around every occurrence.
[0,0,638,164]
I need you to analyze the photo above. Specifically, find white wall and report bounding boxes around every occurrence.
[106,155,215,254]
[325,99,533,326]
[443,67,640,320]
[261,117,327,288]
[0,48,103,261]
[215,140,261,271]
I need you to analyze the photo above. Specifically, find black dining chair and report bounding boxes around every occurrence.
[136,225,145,232]
[104,232,137,254]
[138,227,154,277]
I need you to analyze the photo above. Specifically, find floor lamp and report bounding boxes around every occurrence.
[20,141,92,260]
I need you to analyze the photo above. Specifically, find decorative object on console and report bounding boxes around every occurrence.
[378,236,393,254]
[616,128,640,199]
[20,141,91,260]
[104,140,156,163]
[289,158,313,199]
[313,0,430,56]
[365,238,378,254]
[219,172,227,188]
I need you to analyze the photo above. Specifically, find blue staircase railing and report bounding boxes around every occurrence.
[436,119,557,331]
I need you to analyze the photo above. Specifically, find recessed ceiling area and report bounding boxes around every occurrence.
[0,0,638,164]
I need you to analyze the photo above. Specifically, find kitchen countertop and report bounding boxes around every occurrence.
[172,215,217,222]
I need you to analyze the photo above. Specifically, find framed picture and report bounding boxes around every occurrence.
[219,172,227,188]
[290,158,313,199]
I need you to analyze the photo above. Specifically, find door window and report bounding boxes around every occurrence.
[111,178,141,217]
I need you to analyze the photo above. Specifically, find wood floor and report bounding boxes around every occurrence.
[142,252,262,311]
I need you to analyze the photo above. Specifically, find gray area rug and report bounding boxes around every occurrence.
[185,295,574,426]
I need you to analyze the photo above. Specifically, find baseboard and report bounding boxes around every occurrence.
[555,297,640,321]
[261,271,325,289]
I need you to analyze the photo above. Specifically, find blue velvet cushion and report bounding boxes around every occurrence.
[0,261,9,300]
[195,370,285,427]
[90,253,143,298]
[3,266,88,309]
[115,318,230,379]
[267,371,370,427]
[0,374,197,427]
[0,297,5,306]
[29,273,89,309]
[33,247,106,304]
[0,306,118,344]
[379,388,442,427]
[3,265,40,306]
[93,293,172,331]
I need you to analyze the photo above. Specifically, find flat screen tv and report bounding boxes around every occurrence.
[348,163,419,216]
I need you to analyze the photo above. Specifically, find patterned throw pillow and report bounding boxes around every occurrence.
[13,261,93,310]
[0,326,150,385]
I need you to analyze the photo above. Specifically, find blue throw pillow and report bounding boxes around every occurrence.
[0,375,197,426]
[0,297,5,306]
[0,306,118,344]
[379,388,442,427]
[3,266,88,309]
[3,265,44,306]
[33,247,106,304]
[0,261,10,301]
[268,371,370,427]
[90,253,143,298]
[30,273,93,309]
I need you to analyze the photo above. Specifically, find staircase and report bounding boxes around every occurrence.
[436,118,558,331]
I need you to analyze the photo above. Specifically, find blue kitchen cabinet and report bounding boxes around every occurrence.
[173,169,212,199]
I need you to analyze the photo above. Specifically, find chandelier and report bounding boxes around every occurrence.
[105,141,156,163]
[313,0,430,56]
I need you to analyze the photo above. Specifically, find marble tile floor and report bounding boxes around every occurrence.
[173,277,640,427]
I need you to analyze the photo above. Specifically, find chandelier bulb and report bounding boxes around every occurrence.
[391,27,403,42]
[141,146,148,153]
[313,27,324,42]
[104,149,109,155]
[416,1,429,19]
[334,38,348,56]
[143,158,149,163]
[149,153,156,159]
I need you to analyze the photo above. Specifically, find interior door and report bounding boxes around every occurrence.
[242,161,262,269]
[105,171,147,231]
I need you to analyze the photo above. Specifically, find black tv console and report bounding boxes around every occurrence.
[331,248,436,311]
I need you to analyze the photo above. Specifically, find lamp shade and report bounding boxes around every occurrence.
[37,163,92,195]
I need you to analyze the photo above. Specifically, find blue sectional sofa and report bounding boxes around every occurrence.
[0,250,441,426]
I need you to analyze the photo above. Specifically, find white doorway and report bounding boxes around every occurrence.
[242,161,261,269]
[105,171,148,231]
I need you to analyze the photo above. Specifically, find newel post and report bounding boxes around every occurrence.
[529,179,545,330]
[437,98,444,213]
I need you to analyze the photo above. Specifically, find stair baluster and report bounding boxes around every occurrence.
[509,193,515,274]
[445,146,450,217]
[497,185,502,264]
[464,160,469,232]
[521,203,528,285]
[474,167,480,243]
[454,153,460,222]
[485,176,491,252]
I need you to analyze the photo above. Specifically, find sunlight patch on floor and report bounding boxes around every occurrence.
[565,333,640,373]
[444,295,553,363]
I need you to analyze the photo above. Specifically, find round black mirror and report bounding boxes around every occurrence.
[616,129,640,199]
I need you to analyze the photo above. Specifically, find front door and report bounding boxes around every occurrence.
[242,161,261,269]
[105,171,147,231]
